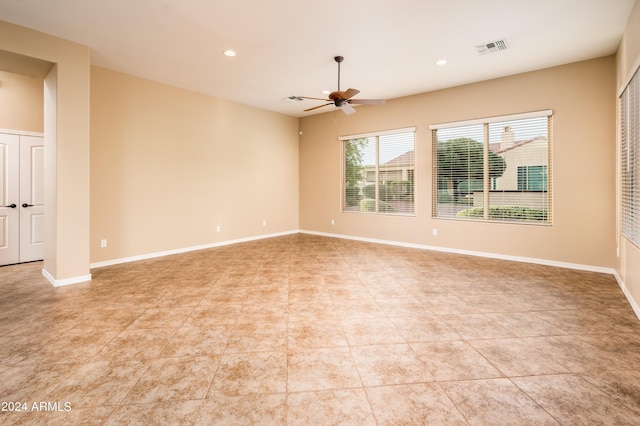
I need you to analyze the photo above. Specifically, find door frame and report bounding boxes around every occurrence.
[1,21,92,286]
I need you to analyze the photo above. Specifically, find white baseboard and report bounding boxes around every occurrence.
[90,230,299,269]
[42,268,92,287]
[300,229,615,275]
[613,271,640,320]
[301,230,640,319]
[87,228,639,320]
[91,228,615,275]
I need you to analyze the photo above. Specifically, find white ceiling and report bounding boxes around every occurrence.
[0,0,635,117]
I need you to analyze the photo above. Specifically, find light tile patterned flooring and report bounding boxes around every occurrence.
[1,234,640,425]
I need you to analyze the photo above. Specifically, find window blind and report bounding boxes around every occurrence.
[621,68,640,246]
[432,111,552,223]
[342,128,415,215]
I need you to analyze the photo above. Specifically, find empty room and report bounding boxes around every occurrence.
[1,0,640,424]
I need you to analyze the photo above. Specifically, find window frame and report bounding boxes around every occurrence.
[430,110,553,225]
[340,127,416,216]
[620,67,640,248]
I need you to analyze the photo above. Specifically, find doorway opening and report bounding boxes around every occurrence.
[0,50,53,267]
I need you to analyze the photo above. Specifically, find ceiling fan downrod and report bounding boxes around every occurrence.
[335,56,343,92]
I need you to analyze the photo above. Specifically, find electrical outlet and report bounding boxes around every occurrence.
[216,225,221,233]
[432,228,438,236]
[100,239,107,248]
[262,220,267,227]
[331,219,335,225]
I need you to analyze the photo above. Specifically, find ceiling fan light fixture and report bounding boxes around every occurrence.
[341,102,356,115]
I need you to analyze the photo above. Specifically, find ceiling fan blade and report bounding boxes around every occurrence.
[341,88,360,99]
[304,103,332,112]
[349,99,386,105]
[341,102,356,115]
[298,96,331,101]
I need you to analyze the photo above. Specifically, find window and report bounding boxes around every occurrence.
[518,166,547,191]
[621,68,640,247]
[431,111,552,224]
[341,127,416,215]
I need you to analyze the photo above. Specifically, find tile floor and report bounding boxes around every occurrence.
[1,234,640,425]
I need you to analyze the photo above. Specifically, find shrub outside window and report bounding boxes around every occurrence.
[431,111,553,224]
[341,128,416,215]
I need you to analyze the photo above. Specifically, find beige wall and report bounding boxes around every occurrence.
[0,20,90,284]
[616,0,640,314]
[0,70,43,132]
[90,67,299,263]
[299,56,617,268]
[617,0,640,88]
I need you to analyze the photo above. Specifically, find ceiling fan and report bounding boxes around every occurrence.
[298,56,386,114]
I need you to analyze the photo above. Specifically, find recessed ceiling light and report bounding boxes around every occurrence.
[436,59,448,66]
[223,50,236,57]
[322,90,331,95]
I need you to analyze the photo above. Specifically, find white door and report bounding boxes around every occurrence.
[19,136,44,262]
[0,133,44,266]
[0,133,20,265]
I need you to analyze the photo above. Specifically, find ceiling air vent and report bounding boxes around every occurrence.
[476,39,509,55]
